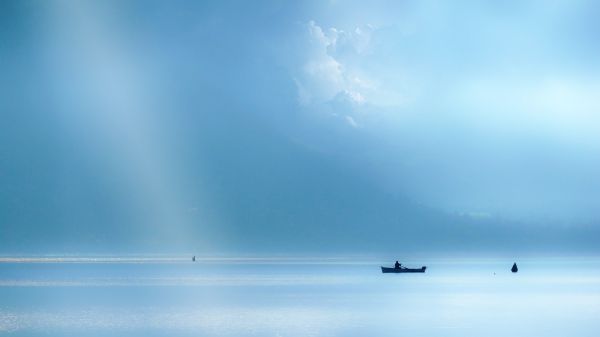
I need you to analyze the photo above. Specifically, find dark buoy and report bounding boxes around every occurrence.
[192,256,196,262]
[511,262,518,273]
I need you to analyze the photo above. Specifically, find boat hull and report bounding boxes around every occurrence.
[381,266,426,273]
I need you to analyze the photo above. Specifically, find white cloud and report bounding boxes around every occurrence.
[295,21,376,108]
[293,21,393,131]
[345,115,359,128]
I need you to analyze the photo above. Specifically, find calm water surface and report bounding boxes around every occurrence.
[1,257,599,336]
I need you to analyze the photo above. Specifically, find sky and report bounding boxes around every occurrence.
[1,0,599,254]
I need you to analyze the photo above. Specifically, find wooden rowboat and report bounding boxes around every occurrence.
[381,266,426,273]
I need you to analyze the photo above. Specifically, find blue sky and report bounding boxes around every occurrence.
[1,0,599,253]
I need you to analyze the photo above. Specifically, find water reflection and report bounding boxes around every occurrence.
[1,257,599,336]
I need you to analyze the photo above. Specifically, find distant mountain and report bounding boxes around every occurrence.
[2,106,599,255]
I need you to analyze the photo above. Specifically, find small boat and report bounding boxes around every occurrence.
[381,266,426,273]
[511,262,518,273]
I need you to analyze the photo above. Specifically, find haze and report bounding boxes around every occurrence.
[1,0,599,254]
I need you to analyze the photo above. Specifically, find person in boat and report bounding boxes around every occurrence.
[394,261,401,269]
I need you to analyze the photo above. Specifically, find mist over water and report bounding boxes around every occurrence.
[1,257,600,337]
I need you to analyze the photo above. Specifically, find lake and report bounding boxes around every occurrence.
[1,256,599,336]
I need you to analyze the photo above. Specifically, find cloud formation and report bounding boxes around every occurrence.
[287,3,600,222]
[293,21,380,127]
